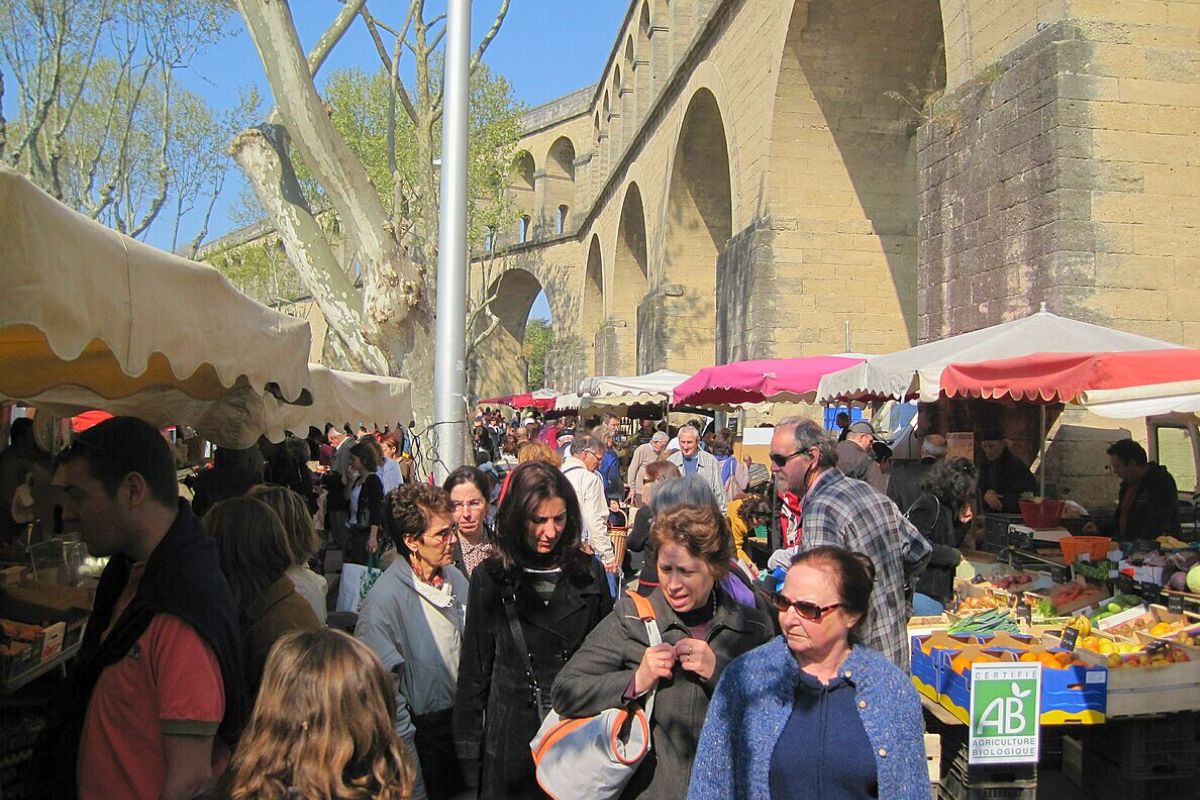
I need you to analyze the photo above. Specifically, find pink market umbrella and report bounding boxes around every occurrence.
[673,355,866,408]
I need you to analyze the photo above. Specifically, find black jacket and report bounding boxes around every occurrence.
[551,587,773,799]
[1109,462,1181,541]
[887,458,936,516]
[906,493,966,605]
[977,448,1037,513]
[38,500,246,799]
[453,557,613,799]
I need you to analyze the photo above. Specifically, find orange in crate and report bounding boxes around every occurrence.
[1059,535,1112,563]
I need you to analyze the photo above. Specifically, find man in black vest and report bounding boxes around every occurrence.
[42,417,245,800]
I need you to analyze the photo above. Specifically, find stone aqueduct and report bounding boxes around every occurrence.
[470,0,1200,401]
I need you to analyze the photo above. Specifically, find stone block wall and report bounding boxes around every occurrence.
[920,14,1200,346]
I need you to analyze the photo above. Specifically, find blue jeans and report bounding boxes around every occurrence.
[913,593,945,616]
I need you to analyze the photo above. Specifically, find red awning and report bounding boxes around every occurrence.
[940,349,1200,403]
[477,393,556,411]
[71,410,113,432]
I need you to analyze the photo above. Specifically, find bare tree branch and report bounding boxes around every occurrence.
[307,0,367,76]
[360,4,418,125]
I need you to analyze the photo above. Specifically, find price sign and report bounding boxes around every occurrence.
[1061,627,1079,651]
[1167,593,1185,614]
[969,663,1041,765]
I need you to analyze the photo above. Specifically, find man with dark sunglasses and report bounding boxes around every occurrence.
[765,417,931,671]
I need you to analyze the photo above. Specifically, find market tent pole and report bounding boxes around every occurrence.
[1039,404,1047,498]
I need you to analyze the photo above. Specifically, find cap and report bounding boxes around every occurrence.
[522,416,536,425]
[847,420,882,439]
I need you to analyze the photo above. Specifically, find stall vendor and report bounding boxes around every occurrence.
[977,427,1037,514]
[1096,439,1180,541]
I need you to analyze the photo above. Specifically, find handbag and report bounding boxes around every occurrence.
[521,589,660,800]
[334,554,381,613]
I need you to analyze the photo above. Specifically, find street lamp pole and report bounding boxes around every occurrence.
[432,0,471,482]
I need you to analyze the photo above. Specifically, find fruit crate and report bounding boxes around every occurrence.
[1081,746,1198,800]
[1083,713,1197,779]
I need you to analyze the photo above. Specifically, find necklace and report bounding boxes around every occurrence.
[409,555,445,589]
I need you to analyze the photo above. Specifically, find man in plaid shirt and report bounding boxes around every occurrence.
[767,417,931,670]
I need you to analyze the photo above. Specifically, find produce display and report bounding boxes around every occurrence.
[1086,594,1143,626]
[947,609,1022,635]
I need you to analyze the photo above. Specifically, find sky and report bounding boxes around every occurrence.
[172,1,631,322]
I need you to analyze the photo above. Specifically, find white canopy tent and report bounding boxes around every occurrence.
[262,365,413,442]
[817,307,1183,404]
[1078,381,1200,419]
[577,369,691,407]
[0,165,316,447]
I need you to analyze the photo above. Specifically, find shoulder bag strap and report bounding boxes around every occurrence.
[624,590,662,719]
[501,581,546,720]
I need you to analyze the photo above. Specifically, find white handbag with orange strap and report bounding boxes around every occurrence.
[529,590,660,800]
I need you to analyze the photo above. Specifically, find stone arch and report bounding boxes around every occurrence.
[654,88,731,372]
[509,150,536,244]
[613,182,649,373]
[582,235,606,371]
[764,0,947,349]
[544,136,576,235]
[472,266,549,398]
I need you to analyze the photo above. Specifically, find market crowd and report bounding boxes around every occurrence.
[20,406,1179,800]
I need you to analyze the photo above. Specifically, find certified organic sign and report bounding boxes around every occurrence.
[968,663,1041,765]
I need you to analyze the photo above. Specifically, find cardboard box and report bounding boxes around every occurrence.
[1103,605,1189,639]
[1046,633,1200,718]
[0,566,25,587]
[38,620,66,662]
[910,632,985,700]
[938,645,1107,725]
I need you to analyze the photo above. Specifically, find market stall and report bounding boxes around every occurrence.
[262,364,413,442]
[578,369,690,409]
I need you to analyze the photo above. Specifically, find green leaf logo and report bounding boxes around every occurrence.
[1012,682,1031,698]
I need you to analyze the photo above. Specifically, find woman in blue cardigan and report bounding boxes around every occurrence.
[687,546,929,800]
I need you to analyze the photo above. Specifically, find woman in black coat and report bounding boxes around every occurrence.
[345,441,385,564]
[453,461,613,799]
[908,457,977,614]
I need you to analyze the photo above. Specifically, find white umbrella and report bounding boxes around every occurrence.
[262,365,413,442]
[817,306,1182,403]
[578,369,691,407]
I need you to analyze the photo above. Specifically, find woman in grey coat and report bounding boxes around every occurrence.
[551,501,772,798]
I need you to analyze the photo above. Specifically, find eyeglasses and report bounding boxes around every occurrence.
[424,527,458,543]
[771,593,842,620]
[769,448,813,468]
[451,499,486,512]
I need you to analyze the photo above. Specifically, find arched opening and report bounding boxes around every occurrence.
[509,150,536,245]
[582,235,605,347]
[545,136,576,236]
[614,183,649,373]
[473,268,553,397]
[660,88,731,372]
[767,0,945,348]
[557,205,569,235]
[639,2,652,44]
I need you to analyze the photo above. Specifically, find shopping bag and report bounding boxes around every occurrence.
[335,557,381,613]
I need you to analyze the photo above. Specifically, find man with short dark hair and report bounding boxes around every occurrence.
[1099,439,1180,541]
[43,417,245,800]
[766,417,930,670]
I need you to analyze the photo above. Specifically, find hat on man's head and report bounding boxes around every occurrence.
[979,422,1006,442]
[846,420,882,440]
[522,416,536,426]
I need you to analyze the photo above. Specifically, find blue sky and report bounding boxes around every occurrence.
[177,2,630,322]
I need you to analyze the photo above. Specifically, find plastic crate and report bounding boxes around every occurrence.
[939,761,1037,800]
[1059,535,1112,563]
[1083,713,1197,779]
[1082,747,1198,800]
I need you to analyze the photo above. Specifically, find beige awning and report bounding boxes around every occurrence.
[263,365,413,442]
[0,166,312,407]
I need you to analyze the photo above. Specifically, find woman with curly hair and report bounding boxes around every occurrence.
[220,628,413,800]
[553,501,773,798]
[908,457,978,615]
[453,461,612,799]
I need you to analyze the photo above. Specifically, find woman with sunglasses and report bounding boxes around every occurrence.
[688,545,929,800]
[355,483,468,800]
[553,501,773,799]
[442,466,494,578]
